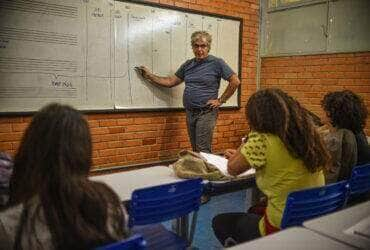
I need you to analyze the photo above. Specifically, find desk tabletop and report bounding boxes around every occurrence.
[90,166,180,201]
[304,201,370,249]
[91,165,257,201]
[228,227,356,250]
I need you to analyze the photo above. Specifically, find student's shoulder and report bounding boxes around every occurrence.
[247,132,285,150]
[245,132,270,148]
[248,131,273,141]
[0,202,24,225]
[90,180,120,200]
[336,128,357,143]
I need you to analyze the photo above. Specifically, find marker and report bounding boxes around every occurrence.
[134,66,144,76]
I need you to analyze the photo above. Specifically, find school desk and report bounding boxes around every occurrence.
[90,165,257,240]
[304,200,370,249]
[228,227,356,250]
[90,166,194,238]
[90,165,179,201]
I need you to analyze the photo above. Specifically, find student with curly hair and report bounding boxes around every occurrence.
[0,152,13,208]
[212,88,330,246]
[321,90,370,183]
[0,103,128,250]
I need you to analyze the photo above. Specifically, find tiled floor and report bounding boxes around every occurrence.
[191,190,250,249]
[162,189,251,249]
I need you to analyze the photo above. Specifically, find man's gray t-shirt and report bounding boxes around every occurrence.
[175,55,234,109]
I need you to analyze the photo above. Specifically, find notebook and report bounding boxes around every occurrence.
[199,152,255,178]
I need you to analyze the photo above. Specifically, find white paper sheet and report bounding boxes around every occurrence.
[200,152,255,178]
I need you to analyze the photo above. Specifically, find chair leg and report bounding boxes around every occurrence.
[178,215,189,240]
[188,212,198,246]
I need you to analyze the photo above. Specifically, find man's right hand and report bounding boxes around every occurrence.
[137,66,151,79]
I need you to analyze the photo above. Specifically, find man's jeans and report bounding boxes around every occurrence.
[185,108,218,153]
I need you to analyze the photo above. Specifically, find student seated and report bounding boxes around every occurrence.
[0,152,13,208]
[0,103,128,249]
[321,90,370,183]
[212,88,330,246]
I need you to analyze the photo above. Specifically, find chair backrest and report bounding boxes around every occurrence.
[129,178,202,227]
[349,163,370,197]
[94,234,146,250]
[280,181,349,229]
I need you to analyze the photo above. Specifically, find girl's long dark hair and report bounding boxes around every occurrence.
[321,90,367,133]
[9,103,125,249]
[246,88,330,173]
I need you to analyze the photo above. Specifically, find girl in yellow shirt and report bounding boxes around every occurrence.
[212,88,330,246]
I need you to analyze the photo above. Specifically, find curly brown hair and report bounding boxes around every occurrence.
[246,88,330,172]
[321,90,368,134]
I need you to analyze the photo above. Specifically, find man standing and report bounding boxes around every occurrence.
[139,31,240,153]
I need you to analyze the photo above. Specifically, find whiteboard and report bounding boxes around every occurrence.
[0,0,242,113]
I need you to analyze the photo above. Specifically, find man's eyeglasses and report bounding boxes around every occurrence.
[192,44,208,49]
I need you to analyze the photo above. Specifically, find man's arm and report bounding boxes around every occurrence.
[138,66,182,88]
[207,73,241,108]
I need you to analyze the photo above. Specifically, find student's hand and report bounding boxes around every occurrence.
[206,99,222,108]
[224,149,237,159]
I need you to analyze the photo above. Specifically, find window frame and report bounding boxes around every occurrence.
[268,0,328,12]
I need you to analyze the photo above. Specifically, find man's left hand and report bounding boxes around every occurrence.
[206,99,222,108]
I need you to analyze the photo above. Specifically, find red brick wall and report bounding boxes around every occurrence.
[0,0,259,169]
[260,52,370,135]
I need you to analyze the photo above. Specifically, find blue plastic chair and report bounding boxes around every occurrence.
[348,163,370,197]
[94,234,146,250]
[128,178,203,250]
[281,180,349,229]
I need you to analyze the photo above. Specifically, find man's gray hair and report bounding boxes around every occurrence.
[191,31,212,49]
